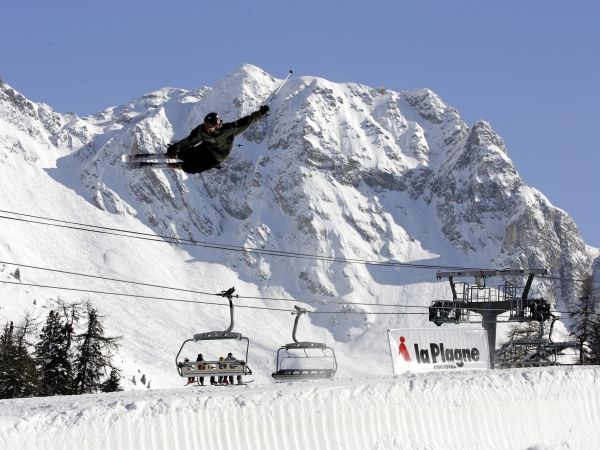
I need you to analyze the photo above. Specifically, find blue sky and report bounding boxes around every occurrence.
[2,0,599,247]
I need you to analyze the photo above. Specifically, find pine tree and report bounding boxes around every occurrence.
[587,275,600,364]
[0,317,38,399]
[591,320,600,363]
[570,274,600,364]
[72,305,120,394]
[35,310,73,396]
[100,367,122,392]
[0,322,17,399]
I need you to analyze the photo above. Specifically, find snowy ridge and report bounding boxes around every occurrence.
[2,366,599,449]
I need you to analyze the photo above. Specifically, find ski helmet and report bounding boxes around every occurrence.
[204,112,220,126]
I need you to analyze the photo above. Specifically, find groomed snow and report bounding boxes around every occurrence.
[1,366,599,449]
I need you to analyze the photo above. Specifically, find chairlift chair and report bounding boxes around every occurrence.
[429,300,469,326]
[272,306,337,381]
[175,288,252,380]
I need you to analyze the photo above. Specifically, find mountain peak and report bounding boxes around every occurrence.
[466,120,508,155]
[405,88,451,124]
[203,64,277,115]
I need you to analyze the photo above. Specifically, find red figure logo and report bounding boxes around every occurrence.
[399,336,411,362]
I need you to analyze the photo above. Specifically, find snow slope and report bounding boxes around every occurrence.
[1,366,599,450]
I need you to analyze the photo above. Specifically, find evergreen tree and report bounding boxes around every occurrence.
[0,322,17,398]
[586,272,600,363]
[588,320,600,364]
[0,317,38,399]
[100,367,122,392]
[72,305,119,394]
[35,310,72,396]
[59,302,80,354]
[570,274,600,364]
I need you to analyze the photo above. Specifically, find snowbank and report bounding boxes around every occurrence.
[1,366,599,449]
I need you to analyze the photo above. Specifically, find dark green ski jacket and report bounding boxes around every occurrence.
[171,109,266,163]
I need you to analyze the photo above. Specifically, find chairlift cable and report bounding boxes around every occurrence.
[2,258,578,314]
[0,258,435,309]
[4,278,598,320]
[0,210,500,272]
[0,211,593,283]
[0,279,293,313]
[0,210,476,268]
[2,258,598,316]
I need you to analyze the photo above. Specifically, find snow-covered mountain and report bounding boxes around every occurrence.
[0,64,595,389]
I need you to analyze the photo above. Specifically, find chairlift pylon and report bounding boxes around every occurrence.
[175,287,252,381]
[431,268,551,368]
[272,305,337,381]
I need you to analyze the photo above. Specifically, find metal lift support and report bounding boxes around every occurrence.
[431,269,549,368]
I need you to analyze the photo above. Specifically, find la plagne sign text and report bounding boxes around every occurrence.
[388,328,490,374]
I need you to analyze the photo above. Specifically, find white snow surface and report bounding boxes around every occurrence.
[1,64,598,449]
[1,366,599,450]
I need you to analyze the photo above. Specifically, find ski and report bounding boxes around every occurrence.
[216,381,253,386]
[121,153,174,162]
[124,161,178,170]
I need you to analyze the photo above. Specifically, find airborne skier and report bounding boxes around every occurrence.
[123,105,269,172]
[122,70,292,172]
[165,105,269,173]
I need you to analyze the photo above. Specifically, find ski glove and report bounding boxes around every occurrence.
[259,105,270,115]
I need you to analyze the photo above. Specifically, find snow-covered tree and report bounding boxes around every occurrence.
[72,305,120,394]
[35,310,73,396]
[100,367,122,393]
[570,274,600,364]
[0,317,38,399]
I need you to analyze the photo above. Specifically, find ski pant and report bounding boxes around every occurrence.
[228,375,242,384]
[178,146,221,174]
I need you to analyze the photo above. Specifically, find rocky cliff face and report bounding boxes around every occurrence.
[0,65,594,319]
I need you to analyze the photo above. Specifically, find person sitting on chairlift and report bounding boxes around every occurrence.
[196,353,206,386]
[226,352,244,385]
[218,356,227,385]
[183,357,195,385]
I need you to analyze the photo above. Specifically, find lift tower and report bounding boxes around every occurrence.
[429,269,550,368]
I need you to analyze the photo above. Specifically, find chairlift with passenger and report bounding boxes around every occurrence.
[272,305,337,381]
[175,287,252,380]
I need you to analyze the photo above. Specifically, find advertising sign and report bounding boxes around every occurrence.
[387,328,490,374]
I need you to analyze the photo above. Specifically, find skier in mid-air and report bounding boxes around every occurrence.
[123,70,291,172]
[122,105,269,172]
[165,105,269,174]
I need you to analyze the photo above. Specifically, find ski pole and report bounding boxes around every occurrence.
[265,69,293,105]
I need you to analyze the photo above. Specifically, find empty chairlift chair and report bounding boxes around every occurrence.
[272,305,337,381]
[175,288,252,382]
